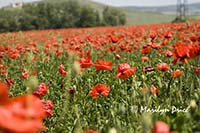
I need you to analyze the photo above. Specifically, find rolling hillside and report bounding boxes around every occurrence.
[123,2,200,16]
[42,0,176,24]
[1,0,175,24]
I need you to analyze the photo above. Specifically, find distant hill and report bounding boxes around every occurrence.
[42,0,175,24]
[122,2,200,16]
[1,0,176,24]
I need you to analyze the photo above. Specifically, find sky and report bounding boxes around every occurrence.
[92,0,200,6]
[0,0,200,7]
[0,0,41,7]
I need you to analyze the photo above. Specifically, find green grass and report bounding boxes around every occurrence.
[120,9,174,24]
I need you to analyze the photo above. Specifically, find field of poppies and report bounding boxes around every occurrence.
[0,20,200,133]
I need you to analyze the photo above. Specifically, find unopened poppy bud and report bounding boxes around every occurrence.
[142,113,152,133]
[26,53,33,64]
[109,128,117,133]
[26,76,38,90]
[72,61,81,75]
[141,75,147,81]
[60,80,65,89]
[143,66,155,73]
[68,85,76,96]
[190,100,196,108]
[116,54,120,59]
[118,104,126,115]
[48,80,52,88]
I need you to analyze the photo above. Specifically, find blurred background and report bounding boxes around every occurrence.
[0,0,199,32]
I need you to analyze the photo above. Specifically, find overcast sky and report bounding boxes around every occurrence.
[0,0,41,7]
[92,0,200,6]
[0,0,200,7]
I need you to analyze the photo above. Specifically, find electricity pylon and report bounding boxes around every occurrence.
[176,0,189,21]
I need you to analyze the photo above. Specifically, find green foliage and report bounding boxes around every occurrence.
[78,6,99,27]
[102,6,127,26]
[172,17,187,23]
[0,0,127,32]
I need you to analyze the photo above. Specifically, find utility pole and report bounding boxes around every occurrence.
[176,0,188,21]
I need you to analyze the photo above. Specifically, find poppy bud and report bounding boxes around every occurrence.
[68,85,76,96]
[143,66,155,73]
[116,54,121,59]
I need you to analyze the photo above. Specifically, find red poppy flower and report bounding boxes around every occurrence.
[150,43,161,49]
[55,49,62,56]
[190,36,198,42]
[0,69,7,76]
[111,35,119,43]
[156,63,169,72]
[94,60,112,72]
[151,85,160,95]
[193,66,199,74]
[119,44,127,51]
[172,42,200,64]
[115,63,136,80]
[8,50,20,60]
[141,47,151,54]
[5,78,14,87]
[21,69,29,79]
[0,81,8,103]
[141,56,150,62]
[188,44,200,58]
[79,56,93,68]
[86,50,91,56]
[0,95,46,133]
[171,69,183,78]
[164,31,172,39]
[89,84,110,99]
[173,42,190,59]
[41,100,54,117]
[152,121,170,133]
[84,129,100,133]
[0,64,7,69]
[44,56,50,63]
[105,46,116,52]
[58,64,67,77]
[141,46,151,54]
[165,51,173,57]
[58,64,65,72]
[33,83,48,98]
[126,47,133,53]
[150,31,157,40]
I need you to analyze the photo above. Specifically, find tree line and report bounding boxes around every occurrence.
[0,0,126,32]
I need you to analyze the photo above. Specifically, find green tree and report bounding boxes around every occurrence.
[0,0,126,32]
[61,0,81,28]
[119,13,127,25]
[95,11,101,26]
[0,9,21,32]
[77,6,100,27]
[102,7,126,26]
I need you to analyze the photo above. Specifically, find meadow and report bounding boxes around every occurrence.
[0,20,200,133]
